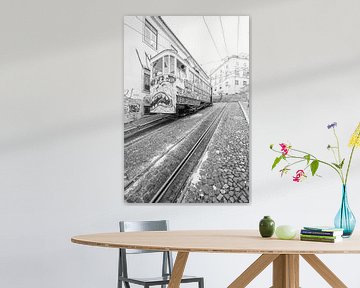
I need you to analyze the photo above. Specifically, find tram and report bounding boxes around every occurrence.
[149,49,212,114]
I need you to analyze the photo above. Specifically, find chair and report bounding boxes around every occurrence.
[118,220,204,288]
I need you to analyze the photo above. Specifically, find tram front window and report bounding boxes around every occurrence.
[152,57,163,78]
[164,55,169,74]
[170,56,175,74]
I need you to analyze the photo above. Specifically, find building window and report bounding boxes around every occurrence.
[235,80,239,85]
[144,19,157,50]
[143,69,150,92]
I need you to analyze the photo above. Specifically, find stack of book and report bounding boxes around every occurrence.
[300,226,344,243]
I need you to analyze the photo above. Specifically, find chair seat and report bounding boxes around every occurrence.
[119,274,203,285]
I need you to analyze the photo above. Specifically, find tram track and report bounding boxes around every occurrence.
[150,104,228,203]
[124,115,176,143]
[124,105,224,191]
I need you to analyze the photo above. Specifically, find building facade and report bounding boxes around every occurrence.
[210,54,249,97]
[124,16,209,123]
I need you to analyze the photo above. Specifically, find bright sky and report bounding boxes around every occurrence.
[162,16,249,74]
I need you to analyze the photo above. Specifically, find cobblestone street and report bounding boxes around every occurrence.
[124,99,250,203]
[181,102,250,203]
[124,104,221,187]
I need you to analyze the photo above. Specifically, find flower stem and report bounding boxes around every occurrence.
[284,159,306,168]
[270,147,343,181]
[291,148,317,159]
[285,154,344,182]
[333,128,345,181]
[333,129,342,161]
[330,148,338,164]
[345,145,356,185]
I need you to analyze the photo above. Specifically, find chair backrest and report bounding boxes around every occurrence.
[118,220,174,284]
[119,220,169,254]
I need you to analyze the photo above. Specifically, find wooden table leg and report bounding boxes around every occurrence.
[168,252,189,288]
[272,254,299,288]
[228,254,279,288]
[301,254,347,288]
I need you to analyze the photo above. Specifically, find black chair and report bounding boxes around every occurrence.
[118,220,204,288]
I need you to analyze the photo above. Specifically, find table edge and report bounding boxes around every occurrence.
[71,236,360,254]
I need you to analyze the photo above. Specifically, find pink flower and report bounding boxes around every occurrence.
[279,143,289,155]
[293,170,306,182]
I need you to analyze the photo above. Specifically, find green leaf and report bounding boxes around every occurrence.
[332,159,345,169]
[271,156,282,170]
[310,160,319,176]
[304,154,311,164]
[332,163,341,169]
[339,159,345,169]
[270,144,274,149]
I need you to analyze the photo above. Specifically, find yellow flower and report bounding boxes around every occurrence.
[349,122,360,148]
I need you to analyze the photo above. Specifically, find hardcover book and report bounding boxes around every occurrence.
[301,229,343,237]
[300,236,343,243]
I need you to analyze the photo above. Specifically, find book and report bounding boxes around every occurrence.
[300,234,342,240]
[303,226,344,232]
[300,236,343,243]
[301,229,343,237]
[302,226,343,236]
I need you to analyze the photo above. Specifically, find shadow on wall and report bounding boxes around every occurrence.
[0,113,122,154]
[256,56,360,92]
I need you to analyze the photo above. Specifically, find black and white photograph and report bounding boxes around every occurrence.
[124,16,250,203]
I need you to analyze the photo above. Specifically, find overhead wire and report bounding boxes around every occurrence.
[202,16,223,60]
[219,16,229,56]
[200,59,224,67]
[237,16,240,56]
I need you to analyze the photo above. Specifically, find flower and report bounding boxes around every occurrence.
[279,143,289,155]
[293,170,306,182]
[271,122,359,185]
[327,122,337,129]
[349,122,360,148]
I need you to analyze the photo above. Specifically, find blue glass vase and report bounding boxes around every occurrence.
[334,185,356,237]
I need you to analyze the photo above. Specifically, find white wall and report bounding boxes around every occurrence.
[1,0,360,287]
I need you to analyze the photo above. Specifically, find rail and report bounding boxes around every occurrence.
[150,104,227,203]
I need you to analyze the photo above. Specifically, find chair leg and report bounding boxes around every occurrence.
[199,278,204,288]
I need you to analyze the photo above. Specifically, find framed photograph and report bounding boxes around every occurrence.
[124,16,250,203]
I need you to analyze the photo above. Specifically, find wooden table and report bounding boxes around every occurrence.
[71,230,360,288]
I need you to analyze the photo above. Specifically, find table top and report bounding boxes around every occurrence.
[71,230,360,254]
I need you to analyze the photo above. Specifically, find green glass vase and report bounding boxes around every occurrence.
[259,216,275,238]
